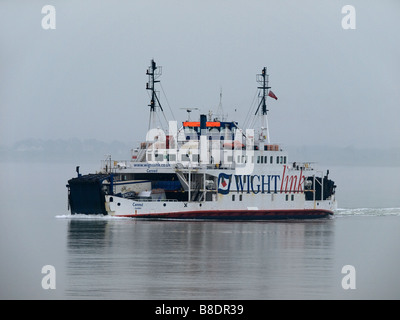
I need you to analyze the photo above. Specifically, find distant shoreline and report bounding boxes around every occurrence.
[1,138,399,167]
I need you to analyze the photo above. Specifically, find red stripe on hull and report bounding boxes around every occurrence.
[116,209,334,220]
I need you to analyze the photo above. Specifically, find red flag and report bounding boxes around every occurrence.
[268,90,278,100]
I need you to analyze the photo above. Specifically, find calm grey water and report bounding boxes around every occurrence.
[1,162,400,300]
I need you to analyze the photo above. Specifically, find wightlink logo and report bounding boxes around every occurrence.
[217,173,232,195]
[217,165,305,195]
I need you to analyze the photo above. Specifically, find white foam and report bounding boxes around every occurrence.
[55,214,130,220]
[334,207,400,217]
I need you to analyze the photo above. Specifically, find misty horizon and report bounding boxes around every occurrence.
[1,1,399,152]
[1,137,399,167]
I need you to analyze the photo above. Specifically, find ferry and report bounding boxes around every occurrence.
[66,60,337,220]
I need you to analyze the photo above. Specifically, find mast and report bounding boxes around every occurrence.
[146,59,163,129]
[215,88,226,121]
[255,67,271,144]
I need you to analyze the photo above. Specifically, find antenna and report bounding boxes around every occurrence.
[146,59,164,129]
[254,67,271,116]
[215,87,226,121]
[253,67,272,144]
[180,107,199,121]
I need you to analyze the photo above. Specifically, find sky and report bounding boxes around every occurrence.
[1,0,399,149]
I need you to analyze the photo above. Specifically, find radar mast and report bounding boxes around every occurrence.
[254,67,271,144]
[146,59,164,130]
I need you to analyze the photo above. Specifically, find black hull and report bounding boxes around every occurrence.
[67,174,111,215]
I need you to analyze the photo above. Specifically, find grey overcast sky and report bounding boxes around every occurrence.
[1,0,399,149]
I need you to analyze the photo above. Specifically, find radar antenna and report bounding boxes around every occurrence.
[254,67,272,143]
[254,67,271,116]
[146,59,164,129]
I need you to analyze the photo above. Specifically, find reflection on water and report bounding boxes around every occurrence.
[66,219,335,299]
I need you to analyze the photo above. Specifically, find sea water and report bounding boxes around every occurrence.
[1,162,400,300]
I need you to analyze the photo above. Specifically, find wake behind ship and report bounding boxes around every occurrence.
[67,60,337,220]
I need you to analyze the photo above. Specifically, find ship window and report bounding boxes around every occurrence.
[291,194,294,201]
[264,156,268,164]
[193,154,199,162]
[276,156,279,164]
[260,156,263,164]
[284,156,287,164]
[181,154,190,161]
[169,154,176,161]
[270,156,273,164]
[285,195,289,201]
[239,194,243,201]
[232,194,235,201]
[148,154,152,161]
[257,156,260,164]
